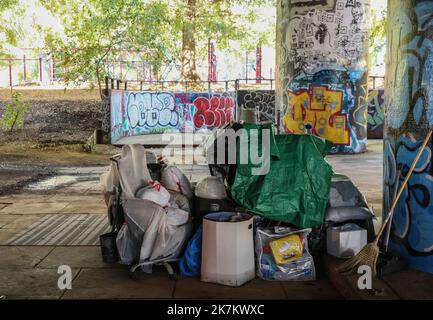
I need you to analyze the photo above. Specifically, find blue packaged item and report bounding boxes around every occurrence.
[179,225,203,277]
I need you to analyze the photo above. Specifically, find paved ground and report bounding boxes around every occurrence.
[0,139,424,300]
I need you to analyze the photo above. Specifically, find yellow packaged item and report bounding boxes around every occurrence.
[269,234,303,265]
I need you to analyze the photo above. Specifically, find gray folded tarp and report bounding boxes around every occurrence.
[123,197,192,273]
[101,144,192,273]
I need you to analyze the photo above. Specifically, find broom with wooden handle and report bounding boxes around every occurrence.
[337,129,433,276]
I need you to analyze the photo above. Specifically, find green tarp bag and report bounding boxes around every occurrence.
[230,123,333,229]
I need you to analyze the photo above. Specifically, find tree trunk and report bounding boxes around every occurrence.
[181,0,200,81]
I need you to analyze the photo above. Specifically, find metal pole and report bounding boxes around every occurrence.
[39,57,43,83]
[149,63,152,82]
[8,59,12,87]
[256,47,262,84]
[104,76,109,96]
[23,55,27,82]
[52,55,57,82]
[208,38,211,82]
[245,52,248,84]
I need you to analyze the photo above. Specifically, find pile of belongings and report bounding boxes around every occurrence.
[326,173,375,241]
[179,123,334,283]
[100,144,194,273]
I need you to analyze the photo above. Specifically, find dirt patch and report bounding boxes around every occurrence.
[0,142,110,167]
[0,89,112,194]
[0,89,103,145]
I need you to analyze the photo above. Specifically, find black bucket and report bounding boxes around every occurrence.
[99,232,119,263]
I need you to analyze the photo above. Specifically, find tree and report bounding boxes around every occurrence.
[168,0,275,81]
[0,0,21,56]
[369,6,386,72]
[39,0,275,92]
[40,0,171,97]
[0,91,30,132]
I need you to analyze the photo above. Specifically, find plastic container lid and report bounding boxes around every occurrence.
[195,176,227,199]
[203,211,252,222]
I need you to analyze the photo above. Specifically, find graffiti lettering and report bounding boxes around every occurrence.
[281,0,370,154]
[110,90,236,143]
[126,92,179,130]
[237,90,275,122]
[367,88,384,139]
[384,1,433,272]
[385,136,433,255]
[193,95,234,129]
[284,84,349,145]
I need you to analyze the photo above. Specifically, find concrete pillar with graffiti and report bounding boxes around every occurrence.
[384,0,433,274]
[276,0,370,153]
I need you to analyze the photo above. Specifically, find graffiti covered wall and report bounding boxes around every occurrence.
[367,88,385,139]
[384,0,433,274]
[276,0,370,153]
[237,90,276,123]
[110,90,236,143]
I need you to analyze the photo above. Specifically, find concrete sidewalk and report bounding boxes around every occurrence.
[0,246,341,299]
[0,140,394,300]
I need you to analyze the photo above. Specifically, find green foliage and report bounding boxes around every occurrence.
[369,7,387,69]
[167,0,275,79]
[39,0,275,86]
[40,0,172,94]
[0,91,30,132]
[0,0,21,57]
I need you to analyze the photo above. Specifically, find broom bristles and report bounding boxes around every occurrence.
[336,243,380,276]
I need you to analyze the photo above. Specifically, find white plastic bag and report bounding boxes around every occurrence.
[255,227,316,281]
[161,166,193,199]
[135,181,170,207]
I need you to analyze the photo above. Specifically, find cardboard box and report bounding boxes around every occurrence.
[201,212,255,286]
[327,223,367,258]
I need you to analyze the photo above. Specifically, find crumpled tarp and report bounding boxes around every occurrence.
[230,123,333,228]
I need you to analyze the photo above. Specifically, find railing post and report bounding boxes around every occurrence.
[8,59,12,87]
[235,79,240,91]
[39,57,43,83]
[52,55,57,82]
[23,55,27,82]
[104,76,109,96]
